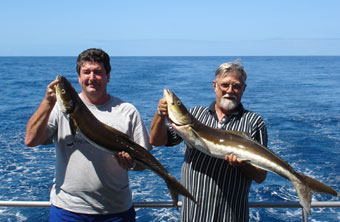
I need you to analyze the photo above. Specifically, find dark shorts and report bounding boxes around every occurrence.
[49,205,136,222]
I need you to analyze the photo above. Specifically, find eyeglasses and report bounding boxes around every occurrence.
[216,82,244,92]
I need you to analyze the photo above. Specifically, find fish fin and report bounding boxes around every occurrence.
[68,116,78,144]
[190,129,212,155]
[292,173,339,215]
[292,175,312,215]
[226,130,252,140]
[300,173,339,196]
[234,157,251,163]
[243,159,251,164]
[166,174,197,210]
[69,118,77,136]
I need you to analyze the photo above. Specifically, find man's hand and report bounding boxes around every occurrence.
[45,79,59,105]
[115,151,136,170]
[157,98,168,117]
[225,154,246,167]
[149,97,169,146]
[225,153,267,183]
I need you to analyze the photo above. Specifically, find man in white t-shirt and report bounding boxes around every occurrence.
[25,48,151,221]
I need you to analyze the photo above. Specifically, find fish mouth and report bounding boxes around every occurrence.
[168,117,185,128]
[170,122,191,130]
[168,113,192,127]
[164,88,192,126]
[168,115,192,128]
[164,89,173,103]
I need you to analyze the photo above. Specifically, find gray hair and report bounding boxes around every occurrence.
[215,59,247,83]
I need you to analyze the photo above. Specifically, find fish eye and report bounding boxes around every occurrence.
[61,89,66,94]
[177,101,182,106]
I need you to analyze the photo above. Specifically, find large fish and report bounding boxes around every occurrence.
[163,88,339,215]
[55,75,196,208]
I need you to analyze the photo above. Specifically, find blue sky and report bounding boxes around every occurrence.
[1,0,339,56]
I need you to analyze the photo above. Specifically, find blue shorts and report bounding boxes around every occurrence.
[49,205,136,222]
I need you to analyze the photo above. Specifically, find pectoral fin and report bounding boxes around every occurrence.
[69,117,77,136]
[68,116,78,146]
[243,159,251,164]
[190,129,212,155]
[226,130,252,139]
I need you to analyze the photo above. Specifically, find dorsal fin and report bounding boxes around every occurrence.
[225,130,252,139]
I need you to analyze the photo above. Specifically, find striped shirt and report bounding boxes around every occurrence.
[167,103,267,222]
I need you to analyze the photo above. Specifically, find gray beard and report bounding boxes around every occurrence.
[219,96,237,111]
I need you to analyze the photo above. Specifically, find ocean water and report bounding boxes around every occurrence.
[0,56,339,221]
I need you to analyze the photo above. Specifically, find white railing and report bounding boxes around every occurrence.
[1,201,340,222]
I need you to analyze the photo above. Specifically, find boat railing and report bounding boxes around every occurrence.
[0,200,339,222]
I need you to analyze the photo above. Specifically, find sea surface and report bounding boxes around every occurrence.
[0,56,339,221]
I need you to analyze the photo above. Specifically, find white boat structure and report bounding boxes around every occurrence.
[0,200,339,222]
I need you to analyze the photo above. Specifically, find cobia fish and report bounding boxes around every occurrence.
[55,75,196,208]
[163,88,339,215]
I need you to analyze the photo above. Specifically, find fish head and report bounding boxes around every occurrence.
[56,75,78,114]
[163,89,193,126]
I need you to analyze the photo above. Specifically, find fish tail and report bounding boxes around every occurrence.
[166,175,196,210]
[292,175,312,215]
[293,173,339,215]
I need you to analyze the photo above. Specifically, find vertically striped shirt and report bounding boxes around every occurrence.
[167,103,268,222]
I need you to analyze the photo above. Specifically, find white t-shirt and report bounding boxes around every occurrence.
[46,94,151,214]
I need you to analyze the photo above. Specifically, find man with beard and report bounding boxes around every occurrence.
[149,61,268,222]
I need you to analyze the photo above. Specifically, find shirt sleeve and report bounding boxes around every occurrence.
[129,107,152,151]
[165,125,183,147]
[253,116,268,147]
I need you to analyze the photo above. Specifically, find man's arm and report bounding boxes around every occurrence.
[149,98,168,146]
[25,79,58,147]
